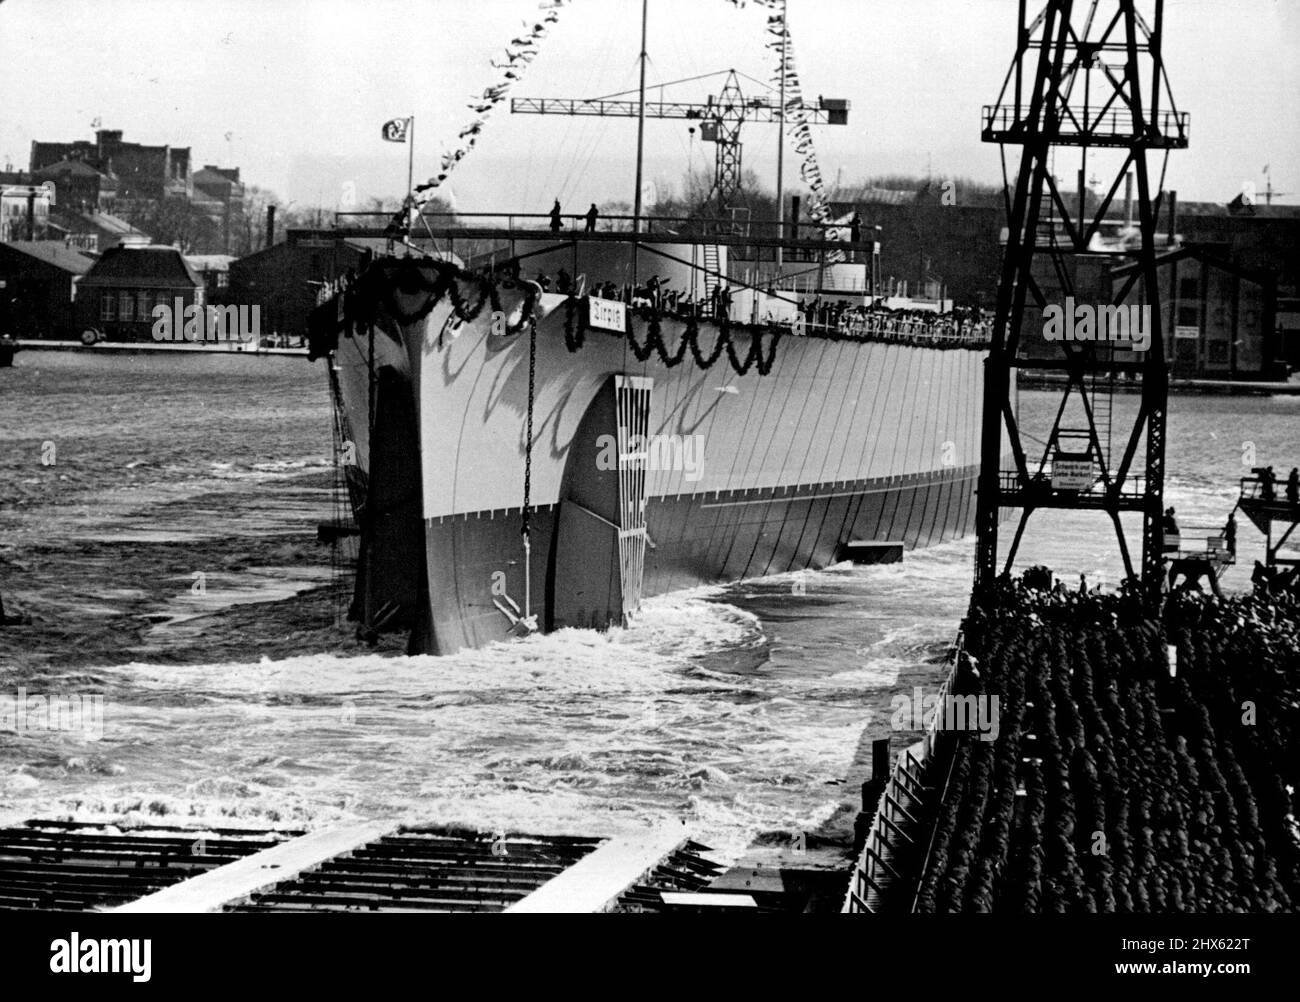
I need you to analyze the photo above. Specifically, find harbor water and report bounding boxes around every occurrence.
[1,350,1298,860]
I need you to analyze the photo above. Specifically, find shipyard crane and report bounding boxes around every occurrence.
[510,69,849,214]
[974,0,1190,601]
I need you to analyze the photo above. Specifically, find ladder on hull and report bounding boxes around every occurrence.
[615,375,653,623]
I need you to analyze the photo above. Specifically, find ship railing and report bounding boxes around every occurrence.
[582,291,988,347]
[906,632,978,913]
[1240,477,1266,502]
[998,469,1148,499]
[843,632,967,914]
[1239,474,1298,506]
[332,210,856,243]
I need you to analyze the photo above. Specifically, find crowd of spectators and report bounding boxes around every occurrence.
[792,300,992,343]
[487,258,992,344]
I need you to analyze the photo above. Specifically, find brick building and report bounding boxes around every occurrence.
[1113,244,1281,380]
[32,159,118,214]
[27,129,244,251]
[30,129,191,208]
[191,166,245,253]
[1176,199,1300,297]
[1008,216,1285,379]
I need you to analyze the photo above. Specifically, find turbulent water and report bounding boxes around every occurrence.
[0,350,1297,861]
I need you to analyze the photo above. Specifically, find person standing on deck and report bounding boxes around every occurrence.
[1287,467,1299,506]
[585,204,599,233]
[1260,466,1277,502]
[549,199,563,233]
[1162,507,1180,552]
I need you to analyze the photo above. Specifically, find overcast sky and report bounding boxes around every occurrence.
[1,0,1296,213]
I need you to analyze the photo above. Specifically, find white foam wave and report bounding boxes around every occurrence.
[0,594,875,860]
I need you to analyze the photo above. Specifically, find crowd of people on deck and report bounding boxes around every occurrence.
[485,260,737,320]
[483,256,991,344]
[792,301,991,342]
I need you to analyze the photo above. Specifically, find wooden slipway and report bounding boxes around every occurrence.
[103,824,700,913]
[505,827,690,913]
[0,818,737,912]
[112,822,396,913]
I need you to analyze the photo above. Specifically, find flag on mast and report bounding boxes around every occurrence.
[382,117,412,142]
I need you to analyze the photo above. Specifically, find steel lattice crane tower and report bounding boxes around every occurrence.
[973,0,1189,600]
[511,69,848,212]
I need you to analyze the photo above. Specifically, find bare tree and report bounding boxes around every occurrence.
[139,198,221,254]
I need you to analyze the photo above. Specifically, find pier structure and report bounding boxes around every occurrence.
[973,0,1189,600]
[1238,474,1300,571]
[1163,523,1234,596]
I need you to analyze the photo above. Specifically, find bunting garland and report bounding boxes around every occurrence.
[725,0,843,261]
[404,0,571,218]
[562,297,782,375]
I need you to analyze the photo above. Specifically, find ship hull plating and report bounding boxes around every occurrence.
[324,261,990,655]
[423,465,978,650]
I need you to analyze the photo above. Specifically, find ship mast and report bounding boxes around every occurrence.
[632,0,649,235]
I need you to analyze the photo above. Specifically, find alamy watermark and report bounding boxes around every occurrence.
[50,934,150,982]
[889,687,1000,742]
[595,433,705,481]
[151,300,261,343]
[0,688,104,740]
[1043,297,1151,352]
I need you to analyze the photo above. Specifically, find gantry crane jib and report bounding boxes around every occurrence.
[511,70,848,208]
[508,97,837,124]
[972,0,1189,604]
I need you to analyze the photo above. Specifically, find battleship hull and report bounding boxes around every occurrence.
[316,256,990,655]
